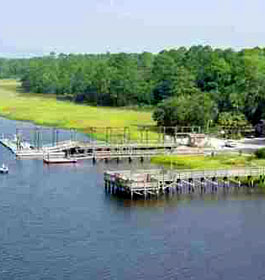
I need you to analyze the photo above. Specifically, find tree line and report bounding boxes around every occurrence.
[1,46,265,129]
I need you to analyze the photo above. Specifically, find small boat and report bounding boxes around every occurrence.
[0,164,8,174]
[43,157,77,164]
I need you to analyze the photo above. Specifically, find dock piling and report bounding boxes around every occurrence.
[103,168,263,199]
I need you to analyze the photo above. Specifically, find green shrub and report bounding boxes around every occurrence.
[255,148,265,159]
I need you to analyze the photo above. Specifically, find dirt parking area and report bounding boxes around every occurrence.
[205,137,265,154]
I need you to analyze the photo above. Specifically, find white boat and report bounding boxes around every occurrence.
[43,153,77,164]
[0,164,8,174]
[43,157,77,164]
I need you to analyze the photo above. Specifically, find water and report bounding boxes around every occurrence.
[1,118,265,279]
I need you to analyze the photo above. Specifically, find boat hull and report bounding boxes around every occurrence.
[43,158,77,164]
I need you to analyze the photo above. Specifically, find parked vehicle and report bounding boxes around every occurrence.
[225,140,237,148]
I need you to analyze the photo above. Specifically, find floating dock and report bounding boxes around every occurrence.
[104,168,265,199]
[0,134,203,161]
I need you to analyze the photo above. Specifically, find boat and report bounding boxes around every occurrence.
[43,157,77,164]
[0,164,8,174]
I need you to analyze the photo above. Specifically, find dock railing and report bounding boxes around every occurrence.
[105,167,265,183]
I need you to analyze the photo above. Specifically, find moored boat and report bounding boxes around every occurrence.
[43,157,77,164]
[0,164,8,174]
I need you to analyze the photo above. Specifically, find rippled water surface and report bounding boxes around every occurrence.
[1,118,265,280]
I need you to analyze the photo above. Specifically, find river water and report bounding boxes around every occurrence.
[1,117,265,280]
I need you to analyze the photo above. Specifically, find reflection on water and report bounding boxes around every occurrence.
[106,187,265,208]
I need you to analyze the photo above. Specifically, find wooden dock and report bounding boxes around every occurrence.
[0,135,203,160]
[104,168,265,199]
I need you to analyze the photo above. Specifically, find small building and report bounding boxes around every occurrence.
[189,134,205,147]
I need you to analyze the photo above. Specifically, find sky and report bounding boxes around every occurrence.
[0,0,264,57]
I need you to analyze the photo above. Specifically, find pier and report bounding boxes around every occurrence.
[0,126,205,161]
[104,168,265,199]
[0,137,204,160]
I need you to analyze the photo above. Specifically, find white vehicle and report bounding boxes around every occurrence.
[225,140,237,148]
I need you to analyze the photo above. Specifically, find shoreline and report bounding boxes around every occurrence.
[2,113,265,173]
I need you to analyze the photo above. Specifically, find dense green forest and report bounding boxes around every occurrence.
[1,46,265,129]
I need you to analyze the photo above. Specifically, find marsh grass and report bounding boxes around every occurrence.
[0,80,156,140]
[151,154,265,170]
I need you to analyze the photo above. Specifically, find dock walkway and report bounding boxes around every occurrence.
[0,138,18,153]
[104,168,265,198]
[0,135,203,160]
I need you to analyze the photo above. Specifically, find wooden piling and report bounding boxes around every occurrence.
[103,167,264,199]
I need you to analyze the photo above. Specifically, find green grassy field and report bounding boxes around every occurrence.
[0,80,156,140]
[151,154,265,170]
